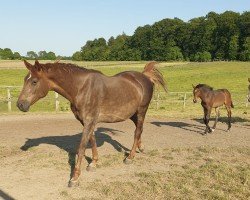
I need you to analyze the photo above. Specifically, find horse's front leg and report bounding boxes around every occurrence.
[69,121,96,187]
[203,106,212,134]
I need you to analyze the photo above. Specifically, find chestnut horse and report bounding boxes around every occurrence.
[192,84,234,134]
[17,60,167,186]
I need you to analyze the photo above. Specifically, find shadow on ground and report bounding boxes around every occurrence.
[193,116,250,124]
[20,127,130,179]
[151,121,205,135]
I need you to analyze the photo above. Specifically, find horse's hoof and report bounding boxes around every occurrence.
[68,179,79,187]
[138,144,145,153]
[123,157,133,165]
[86,163,97,172]
[211,128,215,132]
[226,129,231,132]
[207,129,212,133]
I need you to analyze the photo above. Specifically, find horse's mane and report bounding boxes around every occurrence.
[39,62,102,74]
[195,84,213,91]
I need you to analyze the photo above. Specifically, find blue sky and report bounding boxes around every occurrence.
[0,0,249,56]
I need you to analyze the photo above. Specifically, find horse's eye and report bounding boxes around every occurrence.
[32,80,38,85]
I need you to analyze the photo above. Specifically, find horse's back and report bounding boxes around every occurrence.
[213,89,233,107]
[95,71,153,123]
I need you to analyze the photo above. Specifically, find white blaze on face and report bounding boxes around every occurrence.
[27,73,32,80]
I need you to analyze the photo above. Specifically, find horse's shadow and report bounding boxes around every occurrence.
[151,121,205,134]
[20,127,130,178]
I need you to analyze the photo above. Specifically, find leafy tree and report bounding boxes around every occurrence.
[0,48,14,59]
[228,35,239,60]
[72,51,82,61]
[13,52,21,60]
[26,51,38,59]
[46,51,56,60]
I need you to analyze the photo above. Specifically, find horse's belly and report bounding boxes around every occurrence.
[98,111,135,123]
[98,104,137,123]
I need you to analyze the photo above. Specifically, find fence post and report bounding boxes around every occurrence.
[55,92,59,112]
[183,93,187,110]
[7,87,11,112]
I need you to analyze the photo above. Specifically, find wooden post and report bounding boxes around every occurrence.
[55,92,59,112]
[7,88,11,112]
[183,93,187,110]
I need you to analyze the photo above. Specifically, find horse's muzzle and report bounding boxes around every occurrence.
[193,99,197,103]
[17,100,30,112]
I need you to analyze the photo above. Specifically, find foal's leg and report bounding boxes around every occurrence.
[225,106,232,131]
[86,133,98,172]
[124,109,146,164]
[69,121,96,187]
[203,106,212,134]
[212,107,220,131]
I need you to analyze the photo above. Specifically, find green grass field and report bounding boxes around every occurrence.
[0,60,249,119]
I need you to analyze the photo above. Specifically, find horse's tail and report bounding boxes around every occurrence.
[142,62,167,92]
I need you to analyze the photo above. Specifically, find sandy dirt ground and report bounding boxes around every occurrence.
[0,114,249,200]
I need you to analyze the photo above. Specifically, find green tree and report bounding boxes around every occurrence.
[27,51,38,59]
[13,52,21,60]
[46,51,56,60]
[72,51,82,61]
[0,48,14,59]
[239,37,250,61]
[228,35,239,60]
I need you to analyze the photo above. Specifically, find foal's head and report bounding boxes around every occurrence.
[192,84,201,103]
[17,60,50,112]
[192,84,213,103]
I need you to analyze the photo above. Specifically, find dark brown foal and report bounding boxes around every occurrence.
[193,84,234,134]
[17,60,167,187]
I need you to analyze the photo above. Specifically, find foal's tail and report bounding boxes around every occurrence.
[222,89,234,108]
[143,62,167,92]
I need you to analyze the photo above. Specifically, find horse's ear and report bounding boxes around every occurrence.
[23,60,33,70]
[192,84,195,88]
[34,60,42,71]
[248,78,250,82]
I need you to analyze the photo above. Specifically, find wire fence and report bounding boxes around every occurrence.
[0,86,249,113]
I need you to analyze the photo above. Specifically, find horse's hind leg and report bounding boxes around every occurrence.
[212,107,220,131]
[124,107,147,164]
[225,106,232,131]
[86,133,98,172]
[203,106,212,134]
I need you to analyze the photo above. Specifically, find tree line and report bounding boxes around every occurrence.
[73,11,250,61]
[0,49,71,60]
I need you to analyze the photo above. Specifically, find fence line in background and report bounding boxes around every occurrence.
[0,86,249,112]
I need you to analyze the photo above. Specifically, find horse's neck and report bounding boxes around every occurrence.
[200,89,212,102]
[48,71,79,103]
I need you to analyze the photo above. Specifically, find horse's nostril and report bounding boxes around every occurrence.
[17,101,30,112]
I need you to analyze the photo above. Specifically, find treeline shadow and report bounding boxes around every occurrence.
[20,127,129,178]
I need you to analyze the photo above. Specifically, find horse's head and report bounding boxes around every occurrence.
[192,84,200,103]
[248,78,250,102]
[17,60,50,112]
